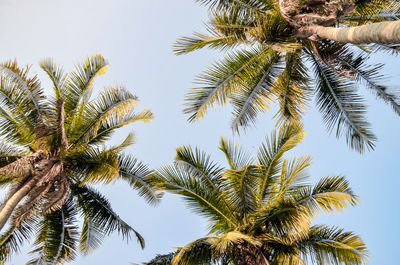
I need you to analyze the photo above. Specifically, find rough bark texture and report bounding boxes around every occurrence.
[279,0,355,28]
[279,0,400,44]
[234,243,270,265]
[0,151,46,180]
[298,20,400,43]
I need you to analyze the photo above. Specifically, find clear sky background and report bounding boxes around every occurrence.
[0,0,399,264]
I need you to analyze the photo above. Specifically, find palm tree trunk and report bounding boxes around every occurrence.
[297,20,400,44]
[0,176,38,230]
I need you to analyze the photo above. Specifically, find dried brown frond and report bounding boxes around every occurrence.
[42,175,70,214]
[0,151,46,181]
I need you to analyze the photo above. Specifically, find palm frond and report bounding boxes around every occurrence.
[0,77,39,144]
[28,198,79,265]
[293,176,359,217]
[0,219,37,263]
[172,237,214,265]
[72,185,145,249]
[230,50,281,131]
[183,46,273,122]
[255,198,311,243]
[307,48,376,153]
[175,145,225,192]
[272,52,310,124]
[39,58,67,100]
[298,225,368,265]
[317,41,400,116]
[79,216,105,256]
[174,31,244,55]
[68,85,151,148]
[224,165,260,219]
[61,54,108,116]
[257,123,305,202]
[366,43,400,55]
[0,140,27,168]
[0,60,48,128]
[153,165,239,233]
[212,231,261,254]
[176,5,262,54]
[218,137,253,170]
[68,146,120,184]
[195,0,275,13]
[118,153,162,206]
[88,109,153,145]
[274,155,311,199]
[343,0,400,24]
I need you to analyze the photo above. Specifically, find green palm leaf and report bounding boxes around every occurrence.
[298,225,368,265]
[230,50,281,131]
[39,58,67,100]
[307,48,376,152]
[153,164,238,233]
[0,219,36,263]
[293,176,360,217]
[184,46,274,122]
[257,123,305,202]
[0,61,48,127]
[28,199,79,265]
[218,137,253,170]
[72,185,145,249]
[62,54,108,115]
[272,52,310,124]
[68,85,146,147]
[118,153,162,205]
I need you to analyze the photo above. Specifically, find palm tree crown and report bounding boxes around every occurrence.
[175,0,400,153]
[152,124,367,264]
[0,55,160,264]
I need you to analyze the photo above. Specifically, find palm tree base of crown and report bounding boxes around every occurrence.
[234,242,270,265]
[279,0,356,28]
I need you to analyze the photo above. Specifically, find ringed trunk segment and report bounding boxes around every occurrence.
[297,20,400,43]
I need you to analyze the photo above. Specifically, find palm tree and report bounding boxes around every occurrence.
[175,0,400,153]
[0,55,160,264]
[152,124,367,265]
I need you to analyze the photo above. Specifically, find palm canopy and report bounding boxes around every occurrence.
[175,0,400,153]
[0,55,160,264]
[151,124,367,265]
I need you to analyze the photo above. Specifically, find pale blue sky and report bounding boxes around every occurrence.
[0,0,399,264]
